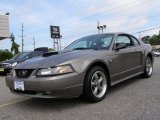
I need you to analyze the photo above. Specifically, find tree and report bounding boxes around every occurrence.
[0,49,13,62]
[148,34,160,45]
[10,33,20,55]
[48,48,54,52]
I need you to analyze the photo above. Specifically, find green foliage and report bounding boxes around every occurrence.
[148,34,160,45]
[10,33,20,55]
[48,48,54,52]
[0,49,13,62]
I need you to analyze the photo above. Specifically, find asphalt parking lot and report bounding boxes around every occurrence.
[0,58,160,120]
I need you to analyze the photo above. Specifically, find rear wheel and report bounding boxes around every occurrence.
[141,57,153,78]
[83,66,108,102]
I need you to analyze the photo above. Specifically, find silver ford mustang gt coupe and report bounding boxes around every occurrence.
[6,33,154,102]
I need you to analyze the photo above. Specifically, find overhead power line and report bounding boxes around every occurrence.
[25,0,149,35]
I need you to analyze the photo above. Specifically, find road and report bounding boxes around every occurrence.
[0,58,160,120]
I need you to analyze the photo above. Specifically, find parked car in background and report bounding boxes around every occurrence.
[0,48,48,75]
[153,50,160,57]
[6,33,154,102]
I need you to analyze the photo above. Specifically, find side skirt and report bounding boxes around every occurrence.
[111,72,143,86]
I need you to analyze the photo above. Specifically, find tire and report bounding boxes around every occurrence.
[141,57,153,78]
[83,66,108,102]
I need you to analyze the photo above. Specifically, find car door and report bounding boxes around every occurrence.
[110,34,140,84]
[129,35,143,67]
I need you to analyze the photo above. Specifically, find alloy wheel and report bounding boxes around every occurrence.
[146,58,153,76]
[91,71,107,98]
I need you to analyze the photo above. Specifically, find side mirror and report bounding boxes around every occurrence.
[114,43,127,50]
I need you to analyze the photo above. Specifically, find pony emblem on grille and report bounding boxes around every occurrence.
[19,70,28,76]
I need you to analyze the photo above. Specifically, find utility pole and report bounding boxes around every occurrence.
[33,36,35,50]
[138,32,141,39]
[59,35,62,51]
[19,23,25,52]
[21,23,24,52]
[97,19,100,34]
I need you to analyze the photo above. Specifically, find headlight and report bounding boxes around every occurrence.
[36,65,74,76]
[10,62,17,67]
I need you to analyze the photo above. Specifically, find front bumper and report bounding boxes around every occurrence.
[6,72,85,98]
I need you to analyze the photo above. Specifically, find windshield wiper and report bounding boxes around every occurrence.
[72,47,101,50]
[73,47,91,50]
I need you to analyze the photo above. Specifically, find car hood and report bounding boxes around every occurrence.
[0,58,26,65]
[16,50,109,69]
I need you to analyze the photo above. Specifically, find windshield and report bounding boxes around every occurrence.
[64,34,113,51]
[12,52,31,60]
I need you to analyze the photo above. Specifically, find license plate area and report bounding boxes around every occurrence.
[14,81,24,91]
[0,68,4,72]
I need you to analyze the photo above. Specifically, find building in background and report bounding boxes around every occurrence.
[0,15,10,40]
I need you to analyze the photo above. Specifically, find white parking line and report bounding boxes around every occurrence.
[0,97,31,108]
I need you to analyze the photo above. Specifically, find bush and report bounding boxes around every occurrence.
[148,34,160,45]
[0,49,13,62]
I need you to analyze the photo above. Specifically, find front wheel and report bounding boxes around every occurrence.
[141,57,153,78]
[83,66,108,102]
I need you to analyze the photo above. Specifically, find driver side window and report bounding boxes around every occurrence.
[115,35,133,47]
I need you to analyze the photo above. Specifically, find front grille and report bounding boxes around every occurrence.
[15,69,34,78]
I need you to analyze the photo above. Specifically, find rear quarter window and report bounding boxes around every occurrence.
[130,36,140,46]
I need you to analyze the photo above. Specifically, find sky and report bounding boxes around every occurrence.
[0,0,160,51]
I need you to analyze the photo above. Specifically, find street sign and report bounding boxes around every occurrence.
[50,26,60,38]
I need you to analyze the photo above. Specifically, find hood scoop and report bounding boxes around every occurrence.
[42,52,59,57]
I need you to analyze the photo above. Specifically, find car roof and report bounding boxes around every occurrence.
[79,33,132,39]
[83,32,131,37]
